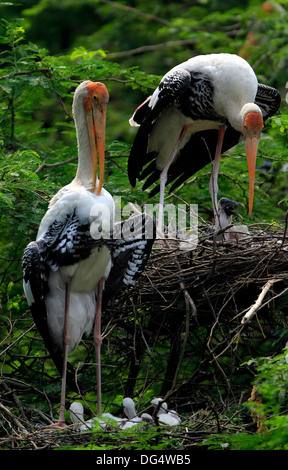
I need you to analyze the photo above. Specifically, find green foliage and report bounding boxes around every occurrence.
[59,425,172,451]
[202,348,288,450]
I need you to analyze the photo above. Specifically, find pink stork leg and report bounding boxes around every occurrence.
[158,125,189,236]
[94,277,104,415]
[209,126,226,226]
[51,276,72,428]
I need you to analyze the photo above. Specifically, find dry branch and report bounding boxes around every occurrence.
[241,278,282,323]
[35,157,77,174]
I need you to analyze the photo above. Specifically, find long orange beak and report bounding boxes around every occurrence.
[243,112,263,216]
[84,82,109,195]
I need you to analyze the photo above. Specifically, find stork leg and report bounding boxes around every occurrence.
[158,125,189,235]
[94,277,104,415]
[51,276,72,428]
[209,126,226,226]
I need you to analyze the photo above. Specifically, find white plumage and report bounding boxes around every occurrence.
[69,397,152,431]
[215,197,249,242]
[22,81,155,427]
[128,53,281,232]
[69,402,123,431]
[147,54,260,162]
[23,81,112,426]
[151,398,181,426]
[24,82,113,351]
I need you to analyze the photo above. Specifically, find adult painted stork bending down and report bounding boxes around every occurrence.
[22,81,154,427]
[128,53,281,232]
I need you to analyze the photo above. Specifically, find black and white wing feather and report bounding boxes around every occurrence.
[22,211,111,391]
[22,240,81,391]
[155,127,241,196]
[128,67,225,193]
[103,213,155,304]
[38,211,109,271]
[23,211,104,307]
[128,68,191,187]
[255,83,281,120]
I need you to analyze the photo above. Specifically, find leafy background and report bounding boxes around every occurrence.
[0,0,288,451]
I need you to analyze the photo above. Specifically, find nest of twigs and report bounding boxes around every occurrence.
[1,221,288,450]
[107,220,288,404]
[120,220,288,318]
[141,221,287,316]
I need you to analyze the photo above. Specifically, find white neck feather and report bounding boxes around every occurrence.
[216,210,232,231]
[204,54,260,132]
[72,92,98,192]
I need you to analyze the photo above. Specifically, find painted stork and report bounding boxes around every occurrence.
[69,397,152,431]
[128,53,281,232]
[22,81,154,427]
[215,197,248,241]
[69,401,123,431]
[151,397,181,426]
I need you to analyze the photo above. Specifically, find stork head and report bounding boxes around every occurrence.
[241,103,263,216]
[74,80,109,195]
[122,397,137,419]
[84,81,109,195]
[151,397,168,415]
[218,197,244,220]
[69,402,84,424]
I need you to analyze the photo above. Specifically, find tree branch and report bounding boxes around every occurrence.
[0,68,52,80]
[99,0,170,25]
[241,279,281,324]
[105,39,197,59]
[35,157,77,174]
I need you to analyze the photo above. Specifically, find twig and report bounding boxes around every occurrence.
[105,39,197,59]
[0,68,52,80]
[35,157,77,174]
[0,402,28,434]
[99,0,170,25]
[241,278,281,324]
[170,287,191,393]
[0,325,35,357]
[277,211,288,249]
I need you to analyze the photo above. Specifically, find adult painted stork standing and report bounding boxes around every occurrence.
[22,81,155,427]
[128,53,281,233]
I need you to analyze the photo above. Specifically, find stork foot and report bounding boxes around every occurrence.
[46,419,67,429]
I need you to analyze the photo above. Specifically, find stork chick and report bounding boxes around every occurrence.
[216,197,249,241]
